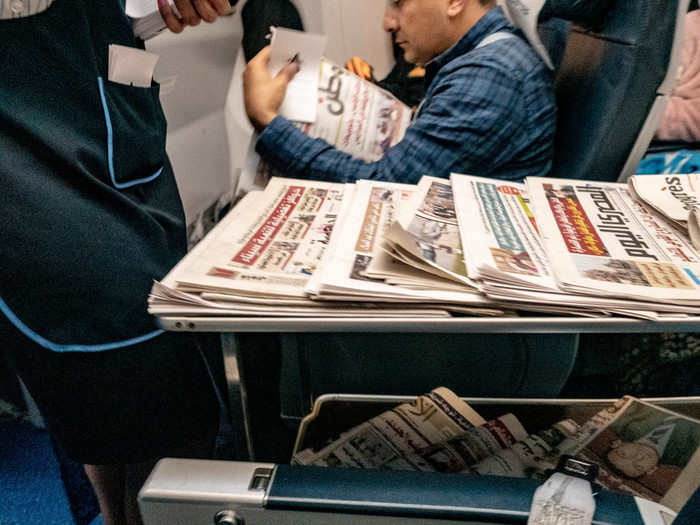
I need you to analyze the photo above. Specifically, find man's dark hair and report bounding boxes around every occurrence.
[479,0,497,6]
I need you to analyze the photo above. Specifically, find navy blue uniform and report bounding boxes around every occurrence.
[0,0,218,463]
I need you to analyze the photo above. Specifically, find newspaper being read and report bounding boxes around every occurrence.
[545,396,700,513]
[308,179,498,311]
[527,177,700,307]
[292,387,487,470]
[237,57,412,197]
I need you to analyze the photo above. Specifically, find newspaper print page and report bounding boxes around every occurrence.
[174,178,347,298]
[471,419,581,478]
[554,397,700,512]
[451,174,557,291]
[630,174,700,223]
[419,413,529,473]
[237,58,412,196]
[527,177,700,304]
[292,387,486,471]
[314,180,491,304]
[377,176,476,288]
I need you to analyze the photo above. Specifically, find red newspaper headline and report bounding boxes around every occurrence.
[232,186,305,266]
[544,184,608,257]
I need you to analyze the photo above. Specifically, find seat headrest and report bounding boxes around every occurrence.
[541,0,616,27]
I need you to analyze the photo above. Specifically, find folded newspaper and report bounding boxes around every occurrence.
[292,387,491,470]
[628,173,700,251]
[293,390,700,513]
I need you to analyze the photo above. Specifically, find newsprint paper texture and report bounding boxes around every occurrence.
[238,58,412,197]
[294,391,700,513]
[292,388,489,470]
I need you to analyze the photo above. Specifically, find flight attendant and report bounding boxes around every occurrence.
[1,1,230,523]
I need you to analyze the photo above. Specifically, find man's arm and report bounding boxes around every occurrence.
[245,50,533,183]
[158,0,233,33]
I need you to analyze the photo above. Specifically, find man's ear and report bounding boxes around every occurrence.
[446,0,467,17]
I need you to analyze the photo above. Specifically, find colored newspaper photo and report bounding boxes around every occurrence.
[527,177,700,305]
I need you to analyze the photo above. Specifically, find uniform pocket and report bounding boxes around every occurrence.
[97,76,167,189]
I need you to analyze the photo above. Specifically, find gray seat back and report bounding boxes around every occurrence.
[545,0,690,182]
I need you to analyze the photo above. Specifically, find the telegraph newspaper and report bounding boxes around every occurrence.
[527,177,700,306]
[237,58,412,197]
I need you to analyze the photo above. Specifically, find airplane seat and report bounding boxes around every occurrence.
[543,0,691,182]
[238,1,692,435]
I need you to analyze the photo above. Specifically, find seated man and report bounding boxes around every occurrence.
[238,0,574,427]
[243,0,556,183]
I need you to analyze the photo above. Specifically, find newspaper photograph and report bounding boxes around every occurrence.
[292,387,486,471]
[238,58,413,197]
[527,177,700,305]
[451,173,558,292]
[166,177,349,298]
[550,397,700,512]
[418,414,529,473]
[470,419,581,478]
[368,176,478,290]
[310,180,492,306]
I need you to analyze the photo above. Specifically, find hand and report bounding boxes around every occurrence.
[243,46,299,132]
[158,0,233,33]
[345,56,374,81]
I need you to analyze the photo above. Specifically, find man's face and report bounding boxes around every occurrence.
[607,442,660,478]
[383,0,452,67]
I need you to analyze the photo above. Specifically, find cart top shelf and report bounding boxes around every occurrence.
[157,315,700,333]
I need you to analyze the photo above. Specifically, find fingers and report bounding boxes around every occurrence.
[276,60,300,84]
[173,0,201,26]
[158,0,185,33]
[345,56,373,80]
[209,0,234,15]
[192,0,218,23]
[250,46,271,68]
[170,0,229,28]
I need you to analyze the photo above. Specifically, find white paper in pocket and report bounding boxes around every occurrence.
[108,44,160,88]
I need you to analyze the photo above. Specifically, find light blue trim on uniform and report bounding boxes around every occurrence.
[0,295,164,352]
[97,76,164,189]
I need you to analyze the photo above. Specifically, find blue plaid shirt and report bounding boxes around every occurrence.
[256,7,556,183]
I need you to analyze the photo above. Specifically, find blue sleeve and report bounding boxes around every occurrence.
[255,62,527,184]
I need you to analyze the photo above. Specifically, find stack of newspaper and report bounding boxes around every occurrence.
[522,177,700,319]
[150,172,700,320]
[148,178,503,318]
[149,48,700,319]
[628,173,700,251]
[293,388,700,514]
